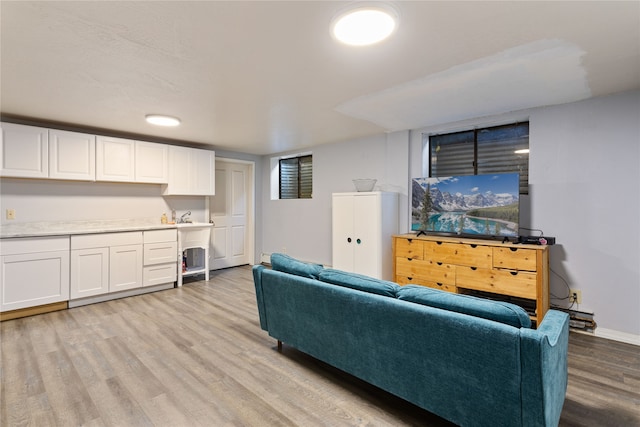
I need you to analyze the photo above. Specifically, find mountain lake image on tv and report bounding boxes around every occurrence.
[412,173,520,238]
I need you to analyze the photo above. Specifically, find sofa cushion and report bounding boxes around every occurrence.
[270,253,323,279]
[318,269,400,297]
[396,286,531,328]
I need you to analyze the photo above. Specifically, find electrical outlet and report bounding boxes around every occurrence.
[6,209,16,220]
[570,289,582,304]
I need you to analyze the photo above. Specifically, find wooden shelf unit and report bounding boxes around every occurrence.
[392,234,550,326]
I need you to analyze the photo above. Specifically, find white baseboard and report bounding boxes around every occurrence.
[594,327,640,346]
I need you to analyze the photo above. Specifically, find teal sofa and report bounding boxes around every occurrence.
[253,254,569,427]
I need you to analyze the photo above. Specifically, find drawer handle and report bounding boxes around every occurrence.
[347,237,352,243]
[436,283,443,287]
[436,262,443,266]
[407,238,413,243]
[510,271,518,276]
[470,244,477,248]
[470,267,477,271]
[436,241,443,245]
[407,258,413,261]
[509,247,518,252]
[407,277,413,281]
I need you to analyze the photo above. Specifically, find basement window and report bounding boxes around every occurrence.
[271,154,313,199]
[427,122,529,194]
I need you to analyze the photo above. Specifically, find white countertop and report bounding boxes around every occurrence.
[0,218,211,239]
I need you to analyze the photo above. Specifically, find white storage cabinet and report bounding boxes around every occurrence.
[49,129,96,181]
[332,192,398,280]
[0,237,70,312]
[0,122,49,178]
[164,146,215,195]
[96,136,136,182]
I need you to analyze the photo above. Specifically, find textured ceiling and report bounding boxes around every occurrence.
[1,1,639,155]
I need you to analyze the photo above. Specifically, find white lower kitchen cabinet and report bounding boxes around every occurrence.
[0,237,70,312]
[70,232,143,300]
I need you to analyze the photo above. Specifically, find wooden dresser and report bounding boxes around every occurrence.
[392,234,550,326]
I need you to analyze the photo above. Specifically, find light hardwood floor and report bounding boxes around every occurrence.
[1,265,639,426]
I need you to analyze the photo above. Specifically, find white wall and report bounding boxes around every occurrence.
[261,90,640,343]
[0,178,206,224]
[260,131,409,264]
[528,91,640,341]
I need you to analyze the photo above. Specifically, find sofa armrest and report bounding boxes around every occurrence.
[252,265,269,330]
[520,310,570,427]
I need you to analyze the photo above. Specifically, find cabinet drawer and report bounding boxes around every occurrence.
[456,266,537,299]
[143,264,176,287]
[493,247,537,271]
[144,229,177,244]
[144,241,177,265]
[396,276,456,293]
[72,232,143,249]
[395,238,424,260]
[396,257,455,285]
[1,236,69,255]
[424,241,492,269]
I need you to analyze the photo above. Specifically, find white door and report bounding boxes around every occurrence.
[109,244,143,292]
[70,247,109,299]
[331,194,355,272]
[0,122,49,178]
[49,129,96,181]
[96,136,135,182]
[209,160,252,269]
[352,193,381,277]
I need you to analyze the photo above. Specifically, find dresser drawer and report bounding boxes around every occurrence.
[396,257,455,285]
[493,247,537,271]
[395,238,424,260]
[456,266,537,299]
[396,275,457,293]
[424,241,492,269]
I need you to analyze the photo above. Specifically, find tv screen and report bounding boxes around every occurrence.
[411,173,520,238]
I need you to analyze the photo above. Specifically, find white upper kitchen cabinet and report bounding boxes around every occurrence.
[49,129,96,181]
[96,136,136,182]
[164,145,215,195]
[332,192,398,280]
[135,141,168,183]
[0,122,49,178]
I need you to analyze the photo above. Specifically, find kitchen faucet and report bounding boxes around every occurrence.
[179,211,192,223]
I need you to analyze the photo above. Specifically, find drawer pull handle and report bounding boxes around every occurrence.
[407,277,413,281]
[470,244,477,248]
[509,247,518,252]
[407,238,413,243]
[470,267,477,271]
[437,262,443,266]
[436,283,443,287]
[347,237,352,243]
[436,241,443,245]
[407,258,413,261]
[510,271,518,276]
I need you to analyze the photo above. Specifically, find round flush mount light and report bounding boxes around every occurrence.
[331,3,399,46]
[145,114,181,127]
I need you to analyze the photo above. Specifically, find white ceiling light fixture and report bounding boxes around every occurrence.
[145,114,181,127]
[331,3,399,46]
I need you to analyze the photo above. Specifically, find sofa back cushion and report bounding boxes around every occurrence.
[318,269,400,297]
[270,253,323,279]
[396,285,531,328]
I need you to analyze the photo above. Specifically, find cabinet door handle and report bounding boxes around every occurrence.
[436,262,443,266]
[436,283,443,287]
[347,237,352,243]
[470,267,477,271]
[509,247,518,252]
[356,238,362,244]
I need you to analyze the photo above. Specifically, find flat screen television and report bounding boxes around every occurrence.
[411,173,520,239]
